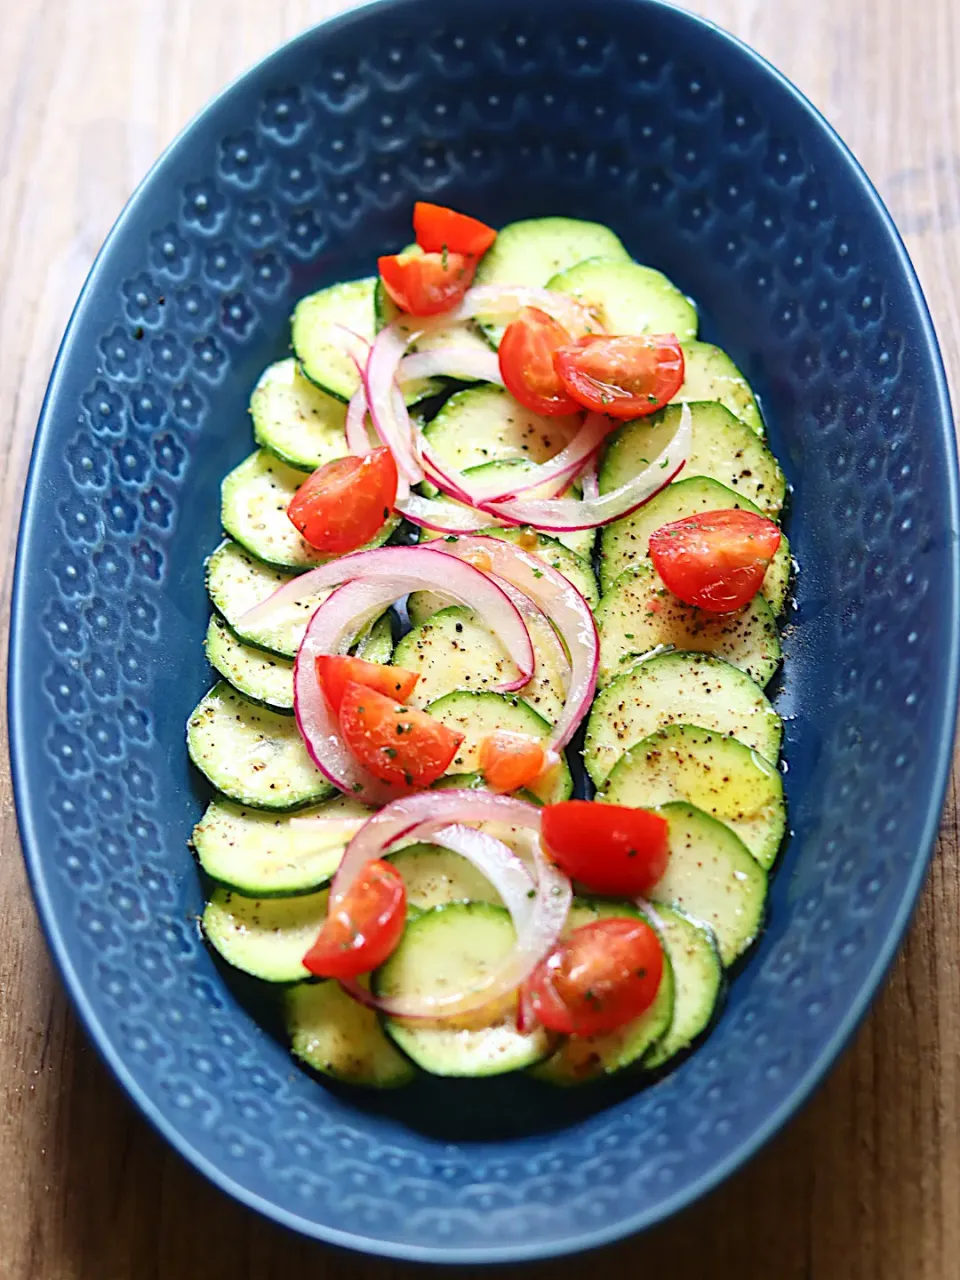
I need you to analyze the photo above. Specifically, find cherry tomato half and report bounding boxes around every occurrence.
[498,307,582,416]
[413,202,497,257]
[522,918,664,1036]
[287,447,397,554]
[378,249,477,316]
[541,800,670,897]
[648,508,782,613]
[315,656,419,715]
[302,859,406,979]
[553,333,685,419]
[338,681,464,788]
[479,731,547,793]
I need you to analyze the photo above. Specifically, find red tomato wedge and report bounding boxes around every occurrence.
[287,447,397,554]
[338,681,464,788]
[479,731,546,793]
[522,918,664,1036]
[498,307,582,417]
[315,656,419,715]
[541,800,670,896]
[648,508,782,612]
[413,202,497,257]
[302,859,406,979]
[378,249,477,315]
[553,333,685,419]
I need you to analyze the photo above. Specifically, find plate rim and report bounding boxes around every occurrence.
[8,0,960,1260]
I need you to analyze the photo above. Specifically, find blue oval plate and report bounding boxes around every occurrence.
[9,0,959,1261]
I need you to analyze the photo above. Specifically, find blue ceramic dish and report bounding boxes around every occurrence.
[9,0,959,1261]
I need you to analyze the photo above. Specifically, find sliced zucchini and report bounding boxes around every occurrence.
[202,885,328,982]
[423,384,581,469]
[530,898,675,1085]
[250,358,352,473]
[584,651,782,786]
[424,690,573,804]
[650,802,767,966]
[389,843,503,911]
[291,276,440,403]
[595,563,782,688]
[374,903,553,1076]
[393,604,567,725]
[600,724,786,870]
[284,977,414,1090]
[192,794,372,896]
[354,612,394,664]
[673,342,764,436]
[644,905,723,1070]
[599,475,792,611]
[475,217,631,344]
[547,257,697,341]
[186,682,333,810]
[599,402,785,519]
[222,449,400,573]
[409,526,597,622]
[286,980,416,1088]
[204,613,294,711]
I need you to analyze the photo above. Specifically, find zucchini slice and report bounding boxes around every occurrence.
[192,794,372,896]
[202,886,329,982]
[389,843,503,911]
[673,342,764,436]
[475,216,630,345]
[651,802,767,966]
[187,682,333,810]
[374,902,553,1076]
[221,449,400,573]
[291,276,440,403]
[644,905,723,1069]
[423,383,581,469]
[250,357,352,473]
[600,724,786,870]
[204,613,294,711]
[530,898,675,1085]
[285,980,416,1088]
[547,257,698,341]
[595,562,782,689]
[599,402,785,519]
[423,690,573,803]
[599,475,792,610]
[394,604,567,725]
[584,651,782,786]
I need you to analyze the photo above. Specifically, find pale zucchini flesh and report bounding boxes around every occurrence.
[202,886,329,982]
[204,613,294,711]
[250,357,352,473]
[286,980,416,1088]
[595,562,782,689]
[644,905,724,1070]
[600,724,786,870]
[187,682,334,810]
[673,342,764,436]
[584,651,782,786]
[374,902,553,1076]
[547,257,698,341]
[389,843,504,911]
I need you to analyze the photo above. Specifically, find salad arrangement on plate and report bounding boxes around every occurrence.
[187,203,790,1087]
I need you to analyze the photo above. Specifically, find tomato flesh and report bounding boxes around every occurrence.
[479,731,546,793]
[287,448,397,554]
[302,859,406,979]
[553,333,685,419]
[541,800,670,897]
[523,918,664,1036]
[315,656,419,715]
[338,681,464,788]
[648,508,782,612]
[413,202,497,257]
[378,249,477,316]
[498,307,582,417]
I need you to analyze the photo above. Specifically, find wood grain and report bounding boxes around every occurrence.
[1,1,958,1276]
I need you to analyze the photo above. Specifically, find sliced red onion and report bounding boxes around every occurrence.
[491,573,570,695]
[395,491,494,534]
[400,347,502,386]
[433,536,597,750]
[332,790,572,1019]
[580,456,600,501]
[364,325,423,487]
[478,402,693,531]
[431,284,598,336]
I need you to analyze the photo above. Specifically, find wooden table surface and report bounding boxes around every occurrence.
[2,1,958,1276]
